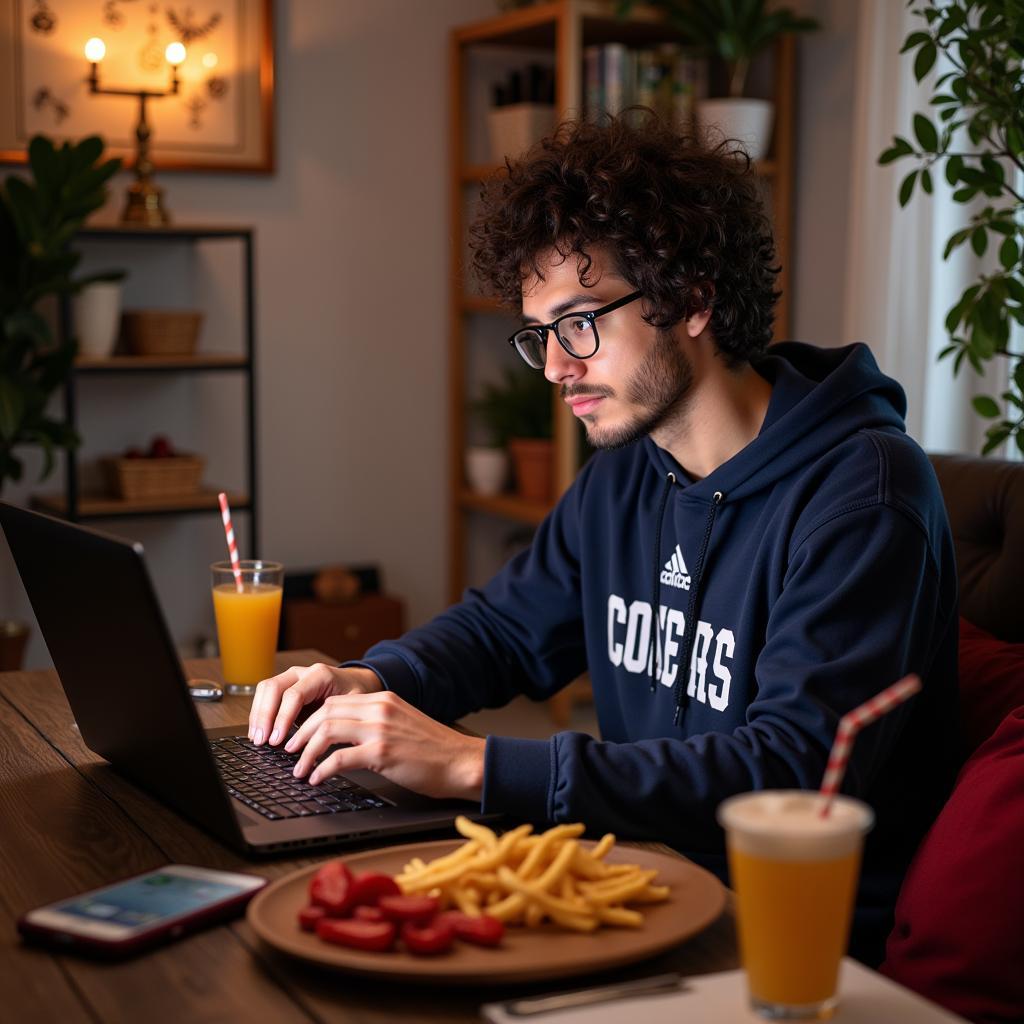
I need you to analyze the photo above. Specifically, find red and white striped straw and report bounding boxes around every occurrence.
[217,491,243,593]
[819,674,922,817]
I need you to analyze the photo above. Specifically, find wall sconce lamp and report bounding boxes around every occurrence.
[84,36,186,225]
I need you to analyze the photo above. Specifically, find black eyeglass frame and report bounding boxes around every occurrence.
[508,290,644,369]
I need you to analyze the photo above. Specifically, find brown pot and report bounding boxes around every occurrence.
[508,437,554,503]
[0,621,29,671]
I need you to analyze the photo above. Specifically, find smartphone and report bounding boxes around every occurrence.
[17,864,267,958]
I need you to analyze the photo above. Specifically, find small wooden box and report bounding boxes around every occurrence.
[283,593,405,663]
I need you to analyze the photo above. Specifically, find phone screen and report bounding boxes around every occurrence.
[52,871,250,929]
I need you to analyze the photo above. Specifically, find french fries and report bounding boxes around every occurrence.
[395,817,669,933]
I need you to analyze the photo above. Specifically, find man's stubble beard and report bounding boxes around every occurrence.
[580,328,695,451]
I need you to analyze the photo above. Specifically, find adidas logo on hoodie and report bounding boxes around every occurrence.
[660,544,691,591]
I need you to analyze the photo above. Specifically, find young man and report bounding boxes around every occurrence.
[249,115,959,965]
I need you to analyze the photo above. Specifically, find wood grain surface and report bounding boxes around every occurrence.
[0,652,737,1023]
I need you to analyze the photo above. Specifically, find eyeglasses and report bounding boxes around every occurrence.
[508,291,644,370]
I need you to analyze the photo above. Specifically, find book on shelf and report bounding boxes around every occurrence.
[583,42,707,131]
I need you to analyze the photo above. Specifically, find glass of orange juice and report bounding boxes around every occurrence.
[718,790,874,1020]
[211,560,284,695]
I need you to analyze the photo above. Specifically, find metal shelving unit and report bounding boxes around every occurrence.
[31,223,259,555]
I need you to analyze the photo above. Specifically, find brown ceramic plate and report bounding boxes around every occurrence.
[246,838,726,984]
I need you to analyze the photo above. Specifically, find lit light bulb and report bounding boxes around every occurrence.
[165,41,186,66]
[84,37,106,63]
[202,52,218,69]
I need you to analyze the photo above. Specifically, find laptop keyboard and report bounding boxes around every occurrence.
[210,736,392,821]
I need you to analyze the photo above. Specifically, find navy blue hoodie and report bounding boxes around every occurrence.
[357,342,960,964]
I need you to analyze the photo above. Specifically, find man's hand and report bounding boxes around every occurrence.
[247,663,383,747]
[284,690,486,802]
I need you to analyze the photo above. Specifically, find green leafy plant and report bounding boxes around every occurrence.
[469,364,553,447]
[617,0,818,97]
[0,135,122,491]
[880,0,1024,455]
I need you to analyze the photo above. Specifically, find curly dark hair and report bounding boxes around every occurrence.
[469,111,780,367]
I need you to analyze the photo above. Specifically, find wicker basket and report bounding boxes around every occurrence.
[121,310,203,356]
[103,454,205,500]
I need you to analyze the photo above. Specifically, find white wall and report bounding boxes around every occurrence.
[791,0,858,346]
[1,0,494,667]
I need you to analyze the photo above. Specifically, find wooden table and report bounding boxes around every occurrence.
[0,652,738,1024]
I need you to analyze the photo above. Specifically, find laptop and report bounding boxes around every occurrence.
[0,502,497,856]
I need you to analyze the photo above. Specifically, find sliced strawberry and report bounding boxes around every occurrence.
[309,860,355,916]
[439,911,505,947]
[316,917,396,952]
[354,904,387,923]
[378,894,440,924]
[400,916,456,955]
[298,904,327,932]
[348,870,401,908]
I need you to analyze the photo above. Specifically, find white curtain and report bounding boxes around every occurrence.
[842,0,1021,457]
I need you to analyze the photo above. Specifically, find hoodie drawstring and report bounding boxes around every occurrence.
[648,472,675,692]
[673,490,724,726]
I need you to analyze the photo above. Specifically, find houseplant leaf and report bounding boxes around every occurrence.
[0,134,121,493]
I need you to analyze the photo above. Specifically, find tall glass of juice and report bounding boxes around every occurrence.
[717,790,874,1020]
[211,560,284,695]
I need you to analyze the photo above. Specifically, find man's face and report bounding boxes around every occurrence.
[520,247,695,450]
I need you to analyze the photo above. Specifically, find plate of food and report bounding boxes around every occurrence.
[246,817,726,984]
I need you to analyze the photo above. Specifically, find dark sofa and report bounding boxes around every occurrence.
[930,453,1024,644]
[879,453,1024,1023]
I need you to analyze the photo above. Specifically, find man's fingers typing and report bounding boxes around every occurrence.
[292,719,363,780]
[247,667,299,743]
[267,663,334,744]
[277,691,340,753]
[268,684,311,746]
[282,701,330,754]
[308,746,362,787]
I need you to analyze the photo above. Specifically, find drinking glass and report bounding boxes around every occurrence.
[210,560,283,695]
[718,790,874,1020]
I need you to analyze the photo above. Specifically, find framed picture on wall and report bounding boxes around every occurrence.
[0,0,274,172]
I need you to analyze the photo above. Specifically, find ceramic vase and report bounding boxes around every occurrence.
[465,447,509,497]
[73,281,123,358]
[697,98,775,162]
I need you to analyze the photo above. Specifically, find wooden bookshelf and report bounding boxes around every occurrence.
[458,489,551,527]
[448,0,797,601]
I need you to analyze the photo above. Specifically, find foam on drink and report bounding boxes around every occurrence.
[719,791,873,861]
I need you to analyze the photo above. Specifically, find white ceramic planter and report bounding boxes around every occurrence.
[465,446,509,496]
[73,281,123,358]
[697,98,775,162]
[487,104,556,162]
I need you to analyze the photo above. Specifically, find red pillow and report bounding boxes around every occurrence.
[958,617,1024,754]
[880,707,1024,1023]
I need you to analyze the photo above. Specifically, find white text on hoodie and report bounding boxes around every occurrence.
[607,594,734,710]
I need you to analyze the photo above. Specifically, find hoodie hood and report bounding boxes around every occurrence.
[643,342,909,722]
[645,342,908,503]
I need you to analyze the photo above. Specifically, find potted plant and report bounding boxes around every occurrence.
[1,134,122,490]
[0,133,122,667]
[469,365,554,502]
[880,0,1024,455]
[618,0,819,160]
